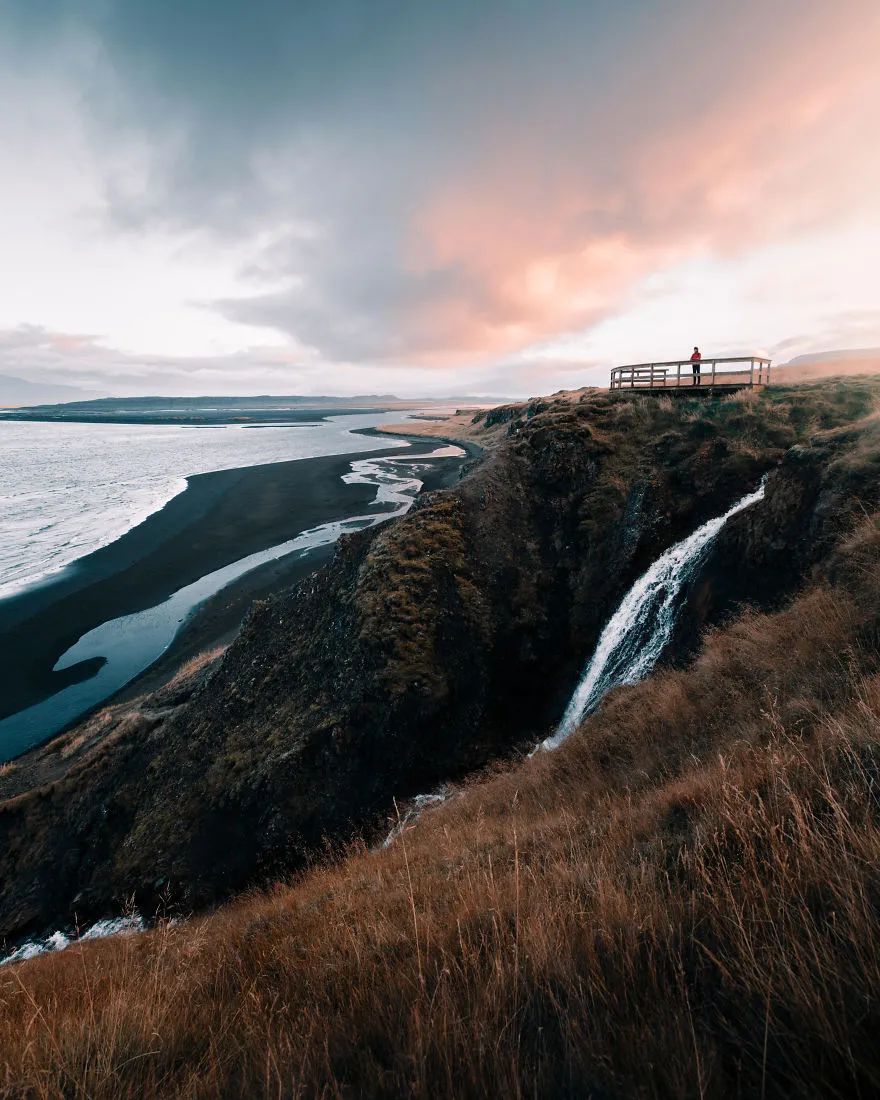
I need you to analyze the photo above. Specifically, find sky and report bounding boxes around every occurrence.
[1,0,879,397]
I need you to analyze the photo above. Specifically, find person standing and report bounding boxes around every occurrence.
[690,346,702,385]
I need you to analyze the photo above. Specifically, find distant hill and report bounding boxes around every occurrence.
[780,348,880,380]
[11,394,510,410]
[0,392,511,425]
[785,347,880,366]
[26,394,407,411]
[0,374,103,408]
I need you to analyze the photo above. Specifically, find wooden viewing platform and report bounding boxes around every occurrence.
[610,356,771,393]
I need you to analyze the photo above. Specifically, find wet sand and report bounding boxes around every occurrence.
[0,437,466,736]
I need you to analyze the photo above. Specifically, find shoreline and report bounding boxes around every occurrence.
[0,435,470,759]
[114,429,473,705]
[357,423,486,460]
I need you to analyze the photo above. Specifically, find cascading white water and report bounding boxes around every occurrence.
[1,913,144,967]
[380,787,452,848]
[540,478,767,752]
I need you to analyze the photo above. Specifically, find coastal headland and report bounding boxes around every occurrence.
[2,378,880,1098]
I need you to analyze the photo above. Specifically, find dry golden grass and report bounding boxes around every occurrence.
[158,645,227,696]
[172,646,226,683]
[1,509,879,1098]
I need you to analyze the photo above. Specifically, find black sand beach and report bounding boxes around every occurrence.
[115,432,475,703]
[0,435,468,739]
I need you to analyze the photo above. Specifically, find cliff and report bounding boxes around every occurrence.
[1,379,878,941]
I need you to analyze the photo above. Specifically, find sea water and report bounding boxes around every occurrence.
[0,413,405,600]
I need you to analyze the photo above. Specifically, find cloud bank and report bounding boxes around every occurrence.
[1,0,879,394]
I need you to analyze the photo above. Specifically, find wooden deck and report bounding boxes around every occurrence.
[610,356,771,394]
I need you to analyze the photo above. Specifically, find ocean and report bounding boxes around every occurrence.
[0,413,402,600]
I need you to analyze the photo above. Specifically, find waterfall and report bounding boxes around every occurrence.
[540,478,767,752]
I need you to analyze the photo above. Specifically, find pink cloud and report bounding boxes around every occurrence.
[402,4,880,364]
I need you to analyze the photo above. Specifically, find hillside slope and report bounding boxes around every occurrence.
[1,380,878,943]
[1,380,879,1097]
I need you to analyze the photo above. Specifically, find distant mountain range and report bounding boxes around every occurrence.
[0,390,511,426]
[27,393,509,409]
[0,374,104,408]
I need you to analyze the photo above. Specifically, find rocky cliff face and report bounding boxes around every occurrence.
[1,383,878,941]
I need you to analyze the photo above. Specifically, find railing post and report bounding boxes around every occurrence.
[749,359,754,387]
[710,359,716,388]
[677,361,681,387]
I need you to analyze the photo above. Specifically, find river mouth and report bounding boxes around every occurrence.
[0,445,464,761]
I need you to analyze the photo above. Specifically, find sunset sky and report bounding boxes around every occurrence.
[1,0,879,396]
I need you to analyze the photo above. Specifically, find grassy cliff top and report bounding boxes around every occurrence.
[2,376,880,1098]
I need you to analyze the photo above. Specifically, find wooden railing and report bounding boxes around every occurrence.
[609,356,772,390]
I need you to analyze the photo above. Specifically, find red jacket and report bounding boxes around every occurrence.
[690,351,701,361]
